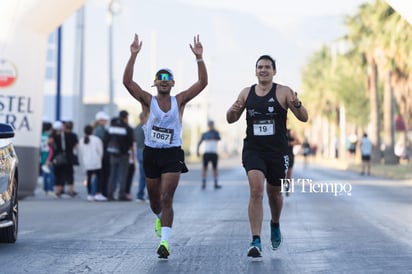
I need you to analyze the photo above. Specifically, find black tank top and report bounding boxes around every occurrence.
[244,83,287,154]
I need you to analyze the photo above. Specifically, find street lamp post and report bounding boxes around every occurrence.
[107,0,121,118]
[73,6,85,136]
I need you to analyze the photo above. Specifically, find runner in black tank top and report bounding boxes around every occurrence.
[244,83,287,154]
[226,55,308,258]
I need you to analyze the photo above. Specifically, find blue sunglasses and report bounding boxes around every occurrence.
[156,73,173,81]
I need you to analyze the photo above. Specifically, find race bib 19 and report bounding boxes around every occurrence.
[253,119,275,136]
[150,126,174,144]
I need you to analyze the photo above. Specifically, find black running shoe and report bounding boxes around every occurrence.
[157,240,170,259]
[247,238,262,258]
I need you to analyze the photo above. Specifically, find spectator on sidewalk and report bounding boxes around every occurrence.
[93,111,111,198]
[133,112,147,202]
[360,133,372,175]
[40,121,55,195]
[105,110,134,201]
[51,120,79,198]
[124,144,136,201]
[78,125,106,201]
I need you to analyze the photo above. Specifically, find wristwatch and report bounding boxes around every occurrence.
[294,101,302,108]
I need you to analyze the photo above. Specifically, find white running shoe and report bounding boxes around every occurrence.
[94,193,108,201]
[87,195,94,202]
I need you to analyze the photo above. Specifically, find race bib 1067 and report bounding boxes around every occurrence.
[150,126,174,144]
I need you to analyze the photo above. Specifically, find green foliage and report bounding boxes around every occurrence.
[301,46,338,120]
[330,54,369,127]
[301,0,411,132]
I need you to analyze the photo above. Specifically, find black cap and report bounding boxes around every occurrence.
[119,110,129,118]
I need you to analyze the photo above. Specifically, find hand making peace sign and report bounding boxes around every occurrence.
[189,34,203,57]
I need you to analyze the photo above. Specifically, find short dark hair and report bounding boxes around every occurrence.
[42,122,52,132]
[64,121,73,130]
[119,110,129,119]
[255,55,276,70]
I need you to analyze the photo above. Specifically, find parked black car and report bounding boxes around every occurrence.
[0,123,19,243]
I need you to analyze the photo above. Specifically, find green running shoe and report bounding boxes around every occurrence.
[270,223,282,250]
[157,240,170,259]
[155,218,161,238]
[247,238,262,258]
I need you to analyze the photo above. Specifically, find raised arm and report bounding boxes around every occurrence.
[123,34,152,108]
[176,35,208,105]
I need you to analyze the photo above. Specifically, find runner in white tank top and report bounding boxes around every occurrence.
[123,34,208,259]
[144,96,182,148]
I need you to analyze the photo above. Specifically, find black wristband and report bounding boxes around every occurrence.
[294,101,302,109]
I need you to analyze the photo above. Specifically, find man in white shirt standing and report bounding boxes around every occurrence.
[360,133,372,175]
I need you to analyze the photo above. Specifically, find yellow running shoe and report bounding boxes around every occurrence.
[155,218,161,238]
[157,240,170,259]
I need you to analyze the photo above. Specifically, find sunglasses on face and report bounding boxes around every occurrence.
[155,73,173,81]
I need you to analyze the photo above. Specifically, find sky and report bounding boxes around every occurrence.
[54,0,373,126]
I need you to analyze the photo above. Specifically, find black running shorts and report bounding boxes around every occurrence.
[361,154,371,161]
[143,146,188,178]
[202,153,218,169]
[242,149,289,186]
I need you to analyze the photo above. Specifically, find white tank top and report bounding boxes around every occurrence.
[143,96,182,148]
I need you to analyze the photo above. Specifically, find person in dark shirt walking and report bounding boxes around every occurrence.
[197,120,222,189]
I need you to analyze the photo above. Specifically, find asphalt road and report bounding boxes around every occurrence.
[1,157,412,274]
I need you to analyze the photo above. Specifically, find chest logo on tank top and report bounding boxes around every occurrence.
[248,109,260,117]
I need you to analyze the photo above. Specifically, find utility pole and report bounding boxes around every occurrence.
[107,0,121,118]
[55,26,62,121]
[73,6,85,135]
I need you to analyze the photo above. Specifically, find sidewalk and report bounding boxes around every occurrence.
[308,155,412,181]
